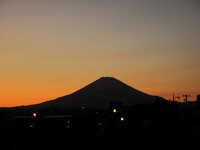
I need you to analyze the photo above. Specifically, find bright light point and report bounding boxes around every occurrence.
[113,109,117,113]
[29,124,34,128]
[120,117,124,121]
[33,113,37,117]
[82,106,85,110]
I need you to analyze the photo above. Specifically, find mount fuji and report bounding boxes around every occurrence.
[25,77,165,110]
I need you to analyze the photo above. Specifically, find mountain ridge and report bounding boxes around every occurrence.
[21,77,165,110]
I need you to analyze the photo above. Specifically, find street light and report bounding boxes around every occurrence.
[120,117,124,121]
[113,109,117,113]
[33,113,37,117]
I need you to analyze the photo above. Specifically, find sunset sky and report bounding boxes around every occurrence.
[1,0,200,107]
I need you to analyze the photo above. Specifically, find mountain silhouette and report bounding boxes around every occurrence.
[25,77,164,109]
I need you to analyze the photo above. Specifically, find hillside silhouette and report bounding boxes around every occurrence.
[25,77,163,110]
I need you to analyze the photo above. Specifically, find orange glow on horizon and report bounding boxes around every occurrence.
[0,86,78,107]
[0,1,199,107]
[0,79,199,107]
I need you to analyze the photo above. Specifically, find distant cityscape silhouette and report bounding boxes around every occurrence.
[0,77,200,149]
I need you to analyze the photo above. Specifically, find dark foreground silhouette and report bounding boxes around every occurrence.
[1,99,200,149]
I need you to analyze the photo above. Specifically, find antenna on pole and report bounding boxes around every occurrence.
[182,94,191,103]
[172,93,180,102]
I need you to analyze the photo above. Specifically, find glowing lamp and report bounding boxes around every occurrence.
[120,117,124,121]
[113,109,117,113]
[33,113,37,117]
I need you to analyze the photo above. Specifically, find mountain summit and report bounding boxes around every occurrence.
[30,77,161,109]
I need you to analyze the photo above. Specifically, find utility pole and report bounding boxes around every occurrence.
[182,94,191,103]
[172,93,180,102]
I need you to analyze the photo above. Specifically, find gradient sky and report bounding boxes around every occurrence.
[1,0,200,107]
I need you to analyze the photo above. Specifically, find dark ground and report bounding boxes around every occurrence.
[1,100,200,149]
[0,128,199,150]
